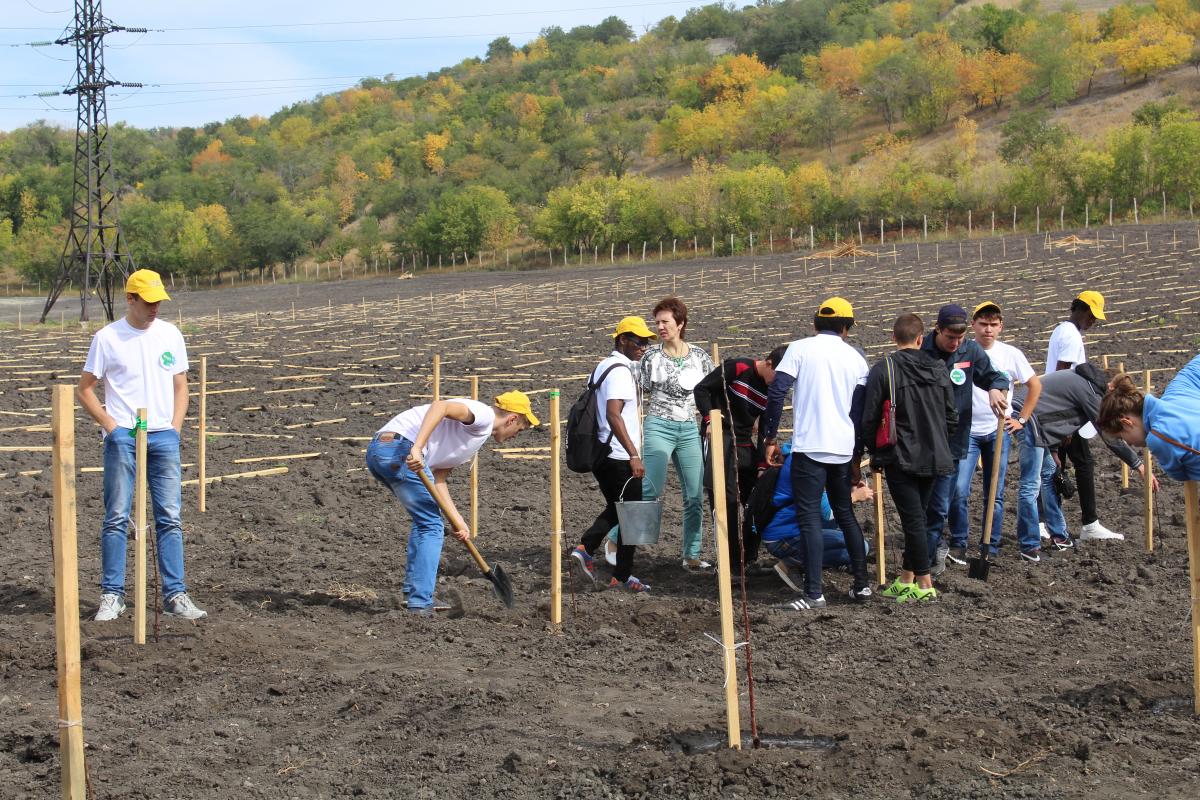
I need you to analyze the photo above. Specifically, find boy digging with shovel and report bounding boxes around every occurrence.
[366,392,538,615]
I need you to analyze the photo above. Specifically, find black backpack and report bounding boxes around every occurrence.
[745,464,783,536]
[565,363,625,473]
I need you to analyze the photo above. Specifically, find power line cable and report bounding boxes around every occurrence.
[0,1,699,33]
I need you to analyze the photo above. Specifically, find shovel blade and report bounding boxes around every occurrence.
[967,557,991,581]
[485,563,515,608]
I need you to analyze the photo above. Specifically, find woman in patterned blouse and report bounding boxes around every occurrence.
[631,296,714,571]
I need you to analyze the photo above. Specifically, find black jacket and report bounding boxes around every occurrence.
[863,348,958,477]
[920,335,1009,460]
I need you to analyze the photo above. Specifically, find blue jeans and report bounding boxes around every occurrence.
[924,468,957,559]
[101,427,187,599]
[764,528,868,569]
[949,431,1012,554]
[1016,426,1067,546]
[608,416,705,560]
[366,435,446,610]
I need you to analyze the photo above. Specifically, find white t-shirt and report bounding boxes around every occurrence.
[1045,321,1096,438]
[971,340,1035,437]
[380,399,494,469]
[775,332,868,463]
[83,317,189,432]
[592,351,640,461]
[1045,322,1085,374]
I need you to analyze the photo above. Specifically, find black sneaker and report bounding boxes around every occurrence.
[848,585,873,603]
[947,546,968,566]
[1050,534,1074,551]
[1019,548,1041,563]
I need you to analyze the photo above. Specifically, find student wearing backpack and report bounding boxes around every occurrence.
[863,313,958,603]
[1014,363,1155,555]
[693,345,787,576]
[1098,355,1200,480]
[569,317,656,593]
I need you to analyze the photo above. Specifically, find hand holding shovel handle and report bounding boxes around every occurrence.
[415,468,515,608]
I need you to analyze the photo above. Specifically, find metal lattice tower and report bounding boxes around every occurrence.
[40,0,145,323]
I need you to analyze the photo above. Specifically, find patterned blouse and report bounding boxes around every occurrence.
[638,343,714,422]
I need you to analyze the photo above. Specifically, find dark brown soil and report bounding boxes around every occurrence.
[3,224,1200,799]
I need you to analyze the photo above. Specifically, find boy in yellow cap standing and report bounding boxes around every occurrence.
[761,298,872,609]
[77,269,207,621]
[569,316,656,593]
[367,391,538,615]
[1045,290,1119,542]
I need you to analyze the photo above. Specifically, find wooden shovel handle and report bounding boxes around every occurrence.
[414,467,492,573]
[980,413,1006,546]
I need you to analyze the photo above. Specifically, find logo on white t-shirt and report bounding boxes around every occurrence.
[159,351,176,370]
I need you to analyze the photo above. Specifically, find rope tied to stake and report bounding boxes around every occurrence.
[58,718,82,728]
[127,417,148,437]
[703,632,749,689]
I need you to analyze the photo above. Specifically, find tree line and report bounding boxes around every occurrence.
[1,1,1198,283]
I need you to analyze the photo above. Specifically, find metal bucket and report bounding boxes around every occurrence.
[614,477,662,546]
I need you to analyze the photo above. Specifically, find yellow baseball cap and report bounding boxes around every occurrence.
[973,301,1002,318]
[125,269,171,303]
[611,316,656,339]
[816,296,854,319]
[1076,290,1106,320]
[495,390,539,427]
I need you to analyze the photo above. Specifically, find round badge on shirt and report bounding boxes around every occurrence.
[949,367,966,386]
[159,351,176,370]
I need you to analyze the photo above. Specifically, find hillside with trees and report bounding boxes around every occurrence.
[3,0,1200,283]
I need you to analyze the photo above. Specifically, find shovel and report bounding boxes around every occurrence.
[415,469,515,608]
[968,414,1007,581]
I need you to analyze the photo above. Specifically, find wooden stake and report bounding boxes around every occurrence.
[1144,370,1154,552]
[52,386,87,800]
[199,356,207,513]
[432,354,441,402]
[711,341,720,364]
[549,389,562,627]
[1184,481,1200,714]
[470,376,479,540]
[873,469,885,587]
[708,411,742,750]
[134,407,147,645]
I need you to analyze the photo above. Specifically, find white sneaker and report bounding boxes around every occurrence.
[164,592,208,620]
[603,538,618,567]
[1080,520,1125,541]
[94,593,125,622]
[1039,523,1050,540]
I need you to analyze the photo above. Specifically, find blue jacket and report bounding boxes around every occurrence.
[1144,354,1200,481]
[920,336,1009,460]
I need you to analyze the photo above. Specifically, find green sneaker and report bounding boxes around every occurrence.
[897,585,938,603]
[880,577,915,599]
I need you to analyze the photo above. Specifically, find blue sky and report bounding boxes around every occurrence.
[0,0,703,132]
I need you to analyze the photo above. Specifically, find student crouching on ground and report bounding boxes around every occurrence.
[864,313,957,603]
[367,391,538,615]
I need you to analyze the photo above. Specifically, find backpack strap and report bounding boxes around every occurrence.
[1150,428,1200,457]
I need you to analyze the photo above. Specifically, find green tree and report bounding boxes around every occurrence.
[414,186,518,257]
